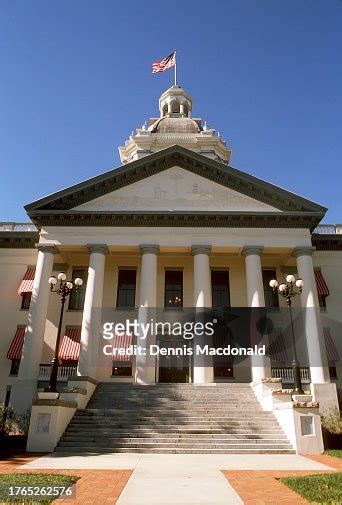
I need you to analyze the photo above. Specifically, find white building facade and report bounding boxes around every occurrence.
[0,85,341,421]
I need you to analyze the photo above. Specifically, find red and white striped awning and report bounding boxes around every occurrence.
[268,329,288,363]
[324,328,340,363]
[7,327,26,360]
[112,333,133,361]
[17,267,35,295]
[58,327,81,361]
[314,269,329,297]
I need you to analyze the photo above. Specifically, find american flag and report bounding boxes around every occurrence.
[152,51,176,74]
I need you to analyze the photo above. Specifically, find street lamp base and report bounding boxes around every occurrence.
[292,387,304,395]
[44,386,59,393]
[292,360,304,396]
[38,391,59,400]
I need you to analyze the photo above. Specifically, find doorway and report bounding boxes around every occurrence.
[157,338,191,383]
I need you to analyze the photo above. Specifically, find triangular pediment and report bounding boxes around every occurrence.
[73,166,282,213]
[25,146,326,229]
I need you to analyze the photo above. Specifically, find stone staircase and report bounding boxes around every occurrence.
[56,383,295,454]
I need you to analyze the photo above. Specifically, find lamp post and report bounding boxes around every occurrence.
[46,272,83,393]
[269,274,305,395]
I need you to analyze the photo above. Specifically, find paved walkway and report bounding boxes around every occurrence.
[0,455,132,504]
[18,453,335,504]
[21,452,333,471]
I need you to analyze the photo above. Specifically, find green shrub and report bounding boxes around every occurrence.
[2,408,31,436]
[320,407,342,435]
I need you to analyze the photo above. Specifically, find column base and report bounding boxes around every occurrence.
[134,366,156,385]
[193,366,214,384]
[9,379,37,415]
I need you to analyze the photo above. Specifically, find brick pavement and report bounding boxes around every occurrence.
[222,454,341,505]
[0,453,132,504]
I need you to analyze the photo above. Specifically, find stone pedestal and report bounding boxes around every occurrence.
[26,376,98,452]
[26,399,77,452]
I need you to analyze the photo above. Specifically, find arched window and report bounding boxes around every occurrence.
[171,100,180,113]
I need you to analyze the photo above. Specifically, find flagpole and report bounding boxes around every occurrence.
[174,50,177,86]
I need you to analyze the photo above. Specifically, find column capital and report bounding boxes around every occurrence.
[139,244,160,255]
[36,244,58,255]
[191,245,212,256]
[87,244,109,255]
[242,246,264,258]
[292,246,315,258]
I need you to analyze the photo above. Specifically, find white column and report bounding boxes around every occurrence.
[10,245,57,414]
[293,247,330,384]
[192,245,214,384]
[180,102,185,116]
[135,245,159,384]
[77,244,108,379]
[242,246,271,382]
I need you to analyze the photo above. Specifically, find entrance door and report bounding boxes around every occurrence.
[158,339,190,383]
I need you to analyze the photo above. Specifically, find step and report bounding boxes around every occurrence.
[55,447,295,454]
[67,418,277,428]
[60,433,288,445]
[65,428,285,435]
[75,409,272,416]
[54,382,294,455]
[58,440,293,450]
[69,417,279,424]
[62,433,287,440]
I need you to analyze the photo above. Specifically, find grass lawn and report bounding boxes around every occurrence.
[0,473,79,503]
[280,473,342,504]
[325,450,342,459]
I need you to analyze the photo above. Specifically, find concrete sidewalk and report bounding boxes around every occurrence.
[20,453,333,505]
[21,452,333,471]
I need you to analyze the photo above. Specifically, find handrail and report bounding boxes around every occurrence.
[38,364,77,381]
[271,367,311,383]
[313,224,342,235]
[0,222,37,232]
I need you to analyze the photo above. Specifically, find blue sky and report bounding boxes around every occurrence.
[1,1,341,222]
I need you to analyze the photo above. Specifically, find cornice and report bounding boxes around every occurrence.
[28,210,321,230]
[311,234,342,251]
[0,231,39,249]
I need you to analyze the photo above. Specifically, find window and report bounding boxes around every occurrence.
[214,366,234,378]
[211,270,230,308]
[171,100,180,113]
[165,270,183,308]
[112,362,132,377]
[329,366,337,380]
[318,294,327,310]
[20,292,31,310]
[262,270,279,309]
[116,269,136,308]
[68,269,88,310]
[10,359,20,375]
